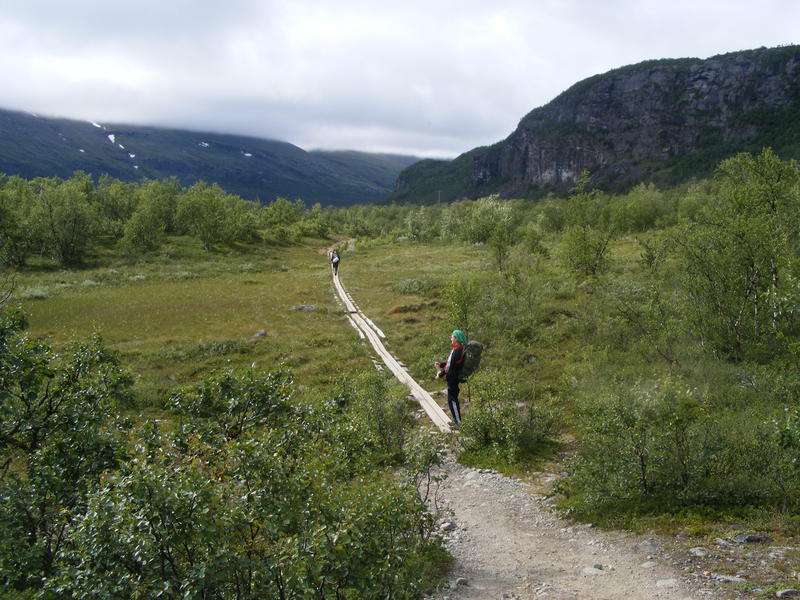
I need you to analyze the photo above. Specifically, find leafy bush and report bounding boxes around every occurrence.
[119,198,166,255]
[50,394,442,599]
[561,376,800,519]
[459,368,526,464]
[672,149,800,362]
[403,432,447,506]
[443,273,484,335]
[393,277,439,296]
[176,182,260,250]
[168,367,294,440]
[0,176,38,267]
[32,174,101,267]
[342,371,413,465]
[609,183,675,232]
[560,224,613,277]
[0,310,132,590]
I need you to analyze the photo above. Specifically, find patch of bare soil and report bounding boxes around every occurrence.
[426,457,729,600]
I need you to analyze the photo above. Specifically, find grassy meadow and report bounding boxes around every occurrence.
[14,238,376,409]
[3,234,459,597]
[13,236,501,427]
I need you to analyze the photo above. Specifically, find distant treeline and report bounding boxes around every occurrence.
[0,173,337,267]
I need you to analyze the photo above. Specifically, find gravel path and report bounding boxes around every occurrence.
[427,457,716,600]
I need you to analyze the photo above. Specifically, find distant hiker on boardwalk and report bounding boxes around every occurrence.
[330,248,340,275]
[435,329,467,425]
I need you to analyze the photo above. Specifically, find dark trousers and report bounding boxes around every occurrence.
[447,380,461,424]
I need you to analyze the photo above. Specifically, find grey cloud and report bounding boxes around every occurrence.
[0,0,798,158]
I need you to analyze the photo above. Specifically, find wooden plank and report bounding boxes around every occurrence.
[332,271,451,432]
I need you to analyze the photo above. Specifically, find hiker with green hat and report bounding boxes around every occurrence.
[434,329,467,424]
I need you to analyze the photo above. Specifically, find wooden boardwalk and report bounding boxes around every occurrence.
[331,269,452,432]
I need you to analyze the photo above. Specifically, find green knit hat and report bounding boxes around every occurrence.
[452,330,467,345]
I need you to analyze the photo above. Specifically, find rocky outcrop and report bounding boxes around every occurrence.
[392,45,800,202]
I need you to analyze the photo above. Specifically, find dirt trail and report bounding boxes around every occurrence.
[427,458,712,600]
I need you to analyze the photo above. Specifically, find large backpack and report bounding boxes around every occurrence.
[458,340,483,382]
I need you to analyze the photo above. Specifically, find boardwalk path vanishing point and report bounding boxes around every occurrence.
[330,269,452,432]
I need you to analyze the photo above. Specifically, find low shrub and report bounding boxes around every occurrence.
[343,371,413,465]
[559,376,800,520]
[393,277,439,296]
[17,286,48,300]
[459,368,526,464]
[49,427,444,600]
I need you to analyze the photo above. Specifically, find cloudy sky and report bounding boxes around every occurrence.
[0,1,797,158]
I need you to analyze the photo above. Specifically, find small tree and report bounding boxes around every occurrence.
[262,196,304,243]
[95,175,137,238]
[31,173,100,267]
[0,176,39,267]
[137,177,182,233]
[119,198,166,255]
[444,273,482,336]
[0,311,132,588]
[561,224,614,277]
[674,148,800,361]
[404,206,438,242]
[488,207,514,272]
[298,202,331,238]
[175,182,254,250]
[560,173,615,277]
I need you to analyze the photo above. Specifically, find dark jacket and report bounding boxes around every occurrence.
[440,344,464,384]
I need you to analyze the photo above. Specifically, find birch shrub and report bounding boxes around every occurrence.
[560,375,800,521]
[50,429,443,600]
[459,368,555,466]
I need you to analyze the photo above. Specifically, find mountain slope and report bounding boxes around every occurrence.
[0,109,419,206]
[388,45,800,204]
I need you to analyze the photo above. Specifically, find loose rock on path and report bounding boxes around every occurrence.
[426,457,714,600]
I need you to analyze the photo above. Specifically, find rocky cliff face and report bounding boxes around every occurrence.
[392,46,800,202]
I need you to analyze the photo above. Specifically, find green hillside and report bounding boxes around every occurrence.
[381,150,475,205]
[0,107,419,206]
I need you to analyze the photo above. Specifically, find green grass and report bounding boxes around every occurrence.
[14,237,373,408]
[11,236,499,426]
[337,241,485,379]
